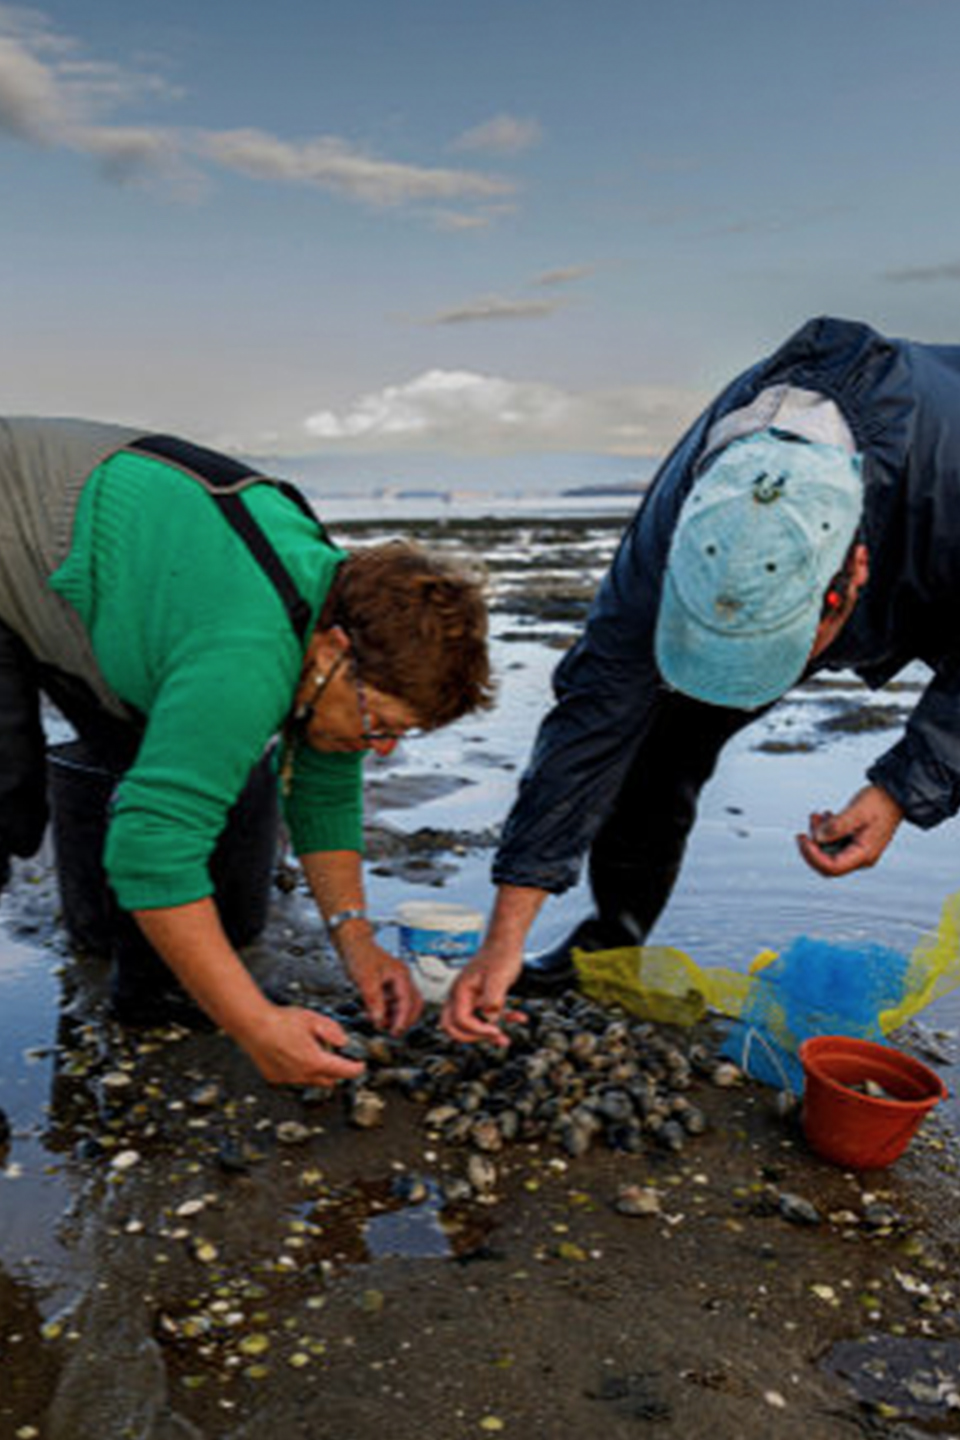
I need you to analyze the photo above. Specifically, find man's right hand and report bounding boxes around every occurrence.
[441,942,526,1047]
[239,1004,366,1087]
[442,883,548,1046]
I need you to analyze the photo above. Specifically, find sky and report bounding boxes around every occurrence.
[2,0,959,475]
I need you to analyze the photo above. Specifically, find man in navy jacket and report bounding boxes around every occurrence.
[443,316,960,1044]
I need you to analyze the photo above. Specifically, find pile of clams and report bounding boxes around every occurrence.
[333,991,731,1163]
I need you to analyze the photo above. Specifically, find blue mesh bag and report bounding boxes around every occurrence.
[720,935,909,1091]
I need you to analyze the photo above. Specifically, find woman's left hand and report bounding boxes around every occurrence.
[341,934,424,1035]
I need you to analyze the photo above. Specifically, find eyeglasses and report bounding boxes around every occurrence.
[353,667,418,745]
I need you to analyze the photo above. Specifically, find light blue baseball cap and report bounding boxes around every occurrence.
[654,429,863,709]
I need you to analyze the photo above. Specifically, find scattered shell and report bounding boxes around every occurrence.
[349,1089,386,1129]
[110,1150,141,1171]
[392,1173,429,1204]
[614,1185,663,1217]
[237,1333,271,1357]
[188,1083,221,1108]
[470,1117,504,1154]
[466,1153,498,1195]
[276,1121,313,1145]
[175,1198,207,1218]
[711,1062,744,1089]
[829,1209,861,1228]
[424,1104,460,1129]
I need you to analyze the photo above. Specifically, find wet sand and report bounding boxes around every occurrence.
[3,510,960,1438]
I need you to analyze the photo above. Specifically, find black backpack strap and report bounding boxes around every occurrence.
[126,433,327,643]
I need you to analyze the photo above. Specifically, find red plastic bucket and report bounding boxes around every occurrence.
[799,1035,948,1169]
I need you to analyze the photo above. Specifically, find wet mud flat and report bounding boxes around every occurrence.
[2,509,956,1439]
[3,867,960,1440]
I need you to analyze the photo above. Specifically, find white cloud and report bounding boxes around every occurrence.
[432,209,498,231]
[452,113,542,154]
[883,261,960,283]
[0,33,67,138]
[427,294,564,325]
[534,264,594,288]
[72,123,189,185]
[198,128,513,207]
[0,10,515,216]
[303,370,705,455]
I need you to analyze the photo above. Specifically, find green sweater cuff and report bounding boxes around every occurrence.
[283,749,365,856]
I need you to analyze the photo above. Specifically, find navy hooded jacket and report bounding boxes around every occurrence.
[493,316,960,894]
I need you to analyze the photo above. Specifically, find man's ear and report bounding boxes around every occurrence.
[851,543,870,590]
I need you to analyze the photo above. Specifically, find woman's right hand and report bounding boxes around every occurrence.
[239,1004,366,1087]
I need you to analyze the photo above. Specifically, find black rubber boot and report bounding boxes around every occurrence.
[108,915,215,1031]
[512,914,643,998]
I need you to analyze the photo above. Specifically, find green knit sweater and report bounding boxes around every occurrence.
[50,450,363,910]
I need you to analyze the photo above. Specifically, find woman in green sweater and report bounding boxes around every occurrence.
[0,419,492,1089]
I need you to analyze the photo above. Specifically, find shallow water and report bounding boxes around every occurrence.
[0,934,79,1287]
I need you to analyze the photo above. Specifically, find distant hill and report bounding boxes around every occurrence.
[561,480,649,497]
[251,448,658,499]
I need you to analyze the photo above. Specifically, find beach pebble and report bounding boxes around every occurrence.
[778,1193,822,1226]
[217,1138,262,1173]
[774,1089,801,1119]
[862,1201,902,1231]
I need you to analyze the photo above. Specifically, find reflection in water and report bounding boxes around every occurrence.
[287,1173,490,1270]
[364,1177,452,1260]
[824,1333,960,1425]
[0,930,74,1282]
[0,1257,61,1436]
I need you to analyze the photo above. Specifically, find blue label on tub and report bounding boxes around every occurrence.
[399,924,481,960]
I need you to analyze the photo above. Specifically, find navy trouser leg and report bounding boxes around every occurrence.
[588,692,759,941]
[107,750,279,1025]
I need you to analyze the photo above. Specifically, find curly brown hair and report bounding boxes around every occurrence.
[319,540,494,728]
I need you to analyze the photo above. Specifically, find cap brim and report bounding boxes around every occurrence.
[654,569,819,710]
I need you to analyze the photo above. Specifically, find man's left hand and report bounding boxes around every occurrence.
[797,783,904,876]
